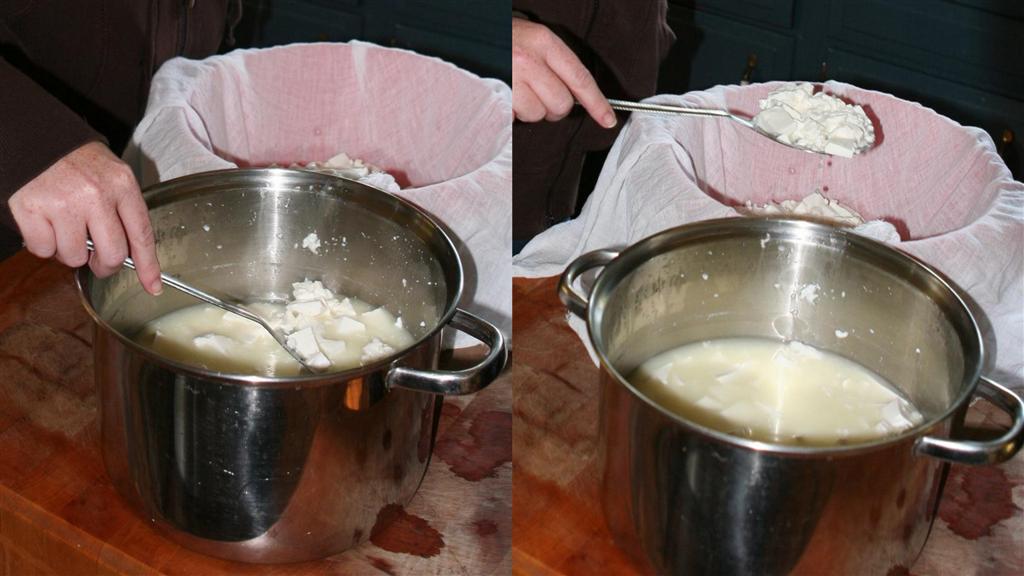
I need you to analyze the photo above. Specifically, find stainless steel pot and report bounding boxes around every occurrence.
[77,168,508,563]
[559,218,1023,576]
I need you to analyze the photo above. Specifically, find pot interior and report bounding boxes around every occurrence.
[81,168,461,373]
[591,218,981,440]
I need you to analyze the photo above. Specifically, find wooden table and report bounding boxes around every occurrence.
[0,251,511,575]
[511,276,1023,576]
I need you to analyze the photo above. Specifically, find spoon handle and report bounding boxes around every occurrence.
[607,98,733,119]
[84,239,316,373]
[85,239,225,308]
[606,98,832,153]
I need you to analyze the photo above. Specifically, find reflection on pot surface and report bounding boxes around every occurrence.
[560,218,1024,576]
[111,359,440,545]
[79,169,508,564]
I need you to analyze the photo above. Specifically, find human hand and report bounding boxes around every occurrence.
[7,141,162,294]
[512,17,617,128]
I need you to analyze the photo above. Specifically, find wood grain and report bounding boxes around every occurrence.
[511,276,1023,576]
[0,251,510,575]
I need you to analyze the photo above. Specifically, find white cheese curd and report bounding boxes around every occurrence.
[736,192,903,243]
[738,191,865,227]
[193,333,237,355]
[297,152,400,192]
[361,337,395,363]
[136,280,415,377]
[301,232,321,255]
[333,316,366,336]
[798,283,821,304]
[631,337,923,446]
[752,83,875,157]
[307,152,373,178]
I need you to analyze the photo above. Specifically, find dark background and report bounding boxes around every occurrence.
[230,0,511,83]
[577,0,1023,214]
[4,1,1021,256]
[0,0,511,260]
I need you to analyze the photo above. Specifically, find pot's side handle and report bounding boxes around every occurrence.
[915,376,1024,465]
[558,249,619,318]
[386,308,508,395]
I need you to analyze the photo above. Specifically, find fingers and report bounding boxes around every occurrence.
[512,19,616,128]
[51,211,89,268]
[116,184,162,295]
[522,63,575,122]
[8,142,162,296]
[86,199,130,279]
[8,198,56,259]
[512,21,552,123]
[543,41,616,128]
[512,81,546,122]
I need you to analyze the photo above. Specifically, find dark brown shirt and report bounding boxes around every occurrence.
[0,0,231,227]
[512,0,675,242]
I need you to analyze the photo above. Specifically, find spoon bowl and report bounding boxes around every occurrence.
[606,98,871,157]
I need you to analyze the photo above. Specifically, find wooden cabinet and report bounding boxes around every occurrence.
[236,0,365,45]
[661,0,1024,177]
[233,0,510,83]
[659,7,796,95]
[391,0,510,82]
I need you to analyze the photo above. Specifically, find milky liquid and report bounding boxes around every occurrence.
[135,288,414,377]
[630,338,924,446]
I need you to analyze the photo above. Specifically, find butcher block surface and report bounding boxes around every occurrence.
[511,276,1023,576]
[0,251,511,575]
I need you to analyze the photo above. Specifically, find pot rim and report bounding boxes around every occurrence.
[75,168,464,389]
[587,217,986,457]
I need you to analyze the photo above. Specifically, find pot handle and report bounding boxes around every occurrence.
[915,376,1024,465]
[386,308,508,395]
[558,249,619,317]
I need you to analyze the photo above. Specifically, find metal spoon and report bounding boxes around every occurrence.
[606,98,835,156]
[85,239,317,374]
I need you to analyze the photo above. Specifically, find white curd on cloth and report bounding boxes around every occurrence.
[295,152,400,193]
[734,192,903,243]
[737,191,866,227]
[136,280,414,376]
[631,337,923,446]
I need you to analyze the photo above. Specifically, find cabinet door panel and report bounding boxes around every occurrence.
[392,24,510,83]
[828,0,1024,99]
[235,0,508,83]
[393,0,510,83]
[239,0,365,45]
[398,0,509,46]
[673,0,796,29]
[946,0,1024,20]
[660,7,795,94]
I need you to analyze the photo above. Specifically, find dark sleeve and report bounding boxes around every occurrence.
[0,57,104,229]
[514,0,673,101]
